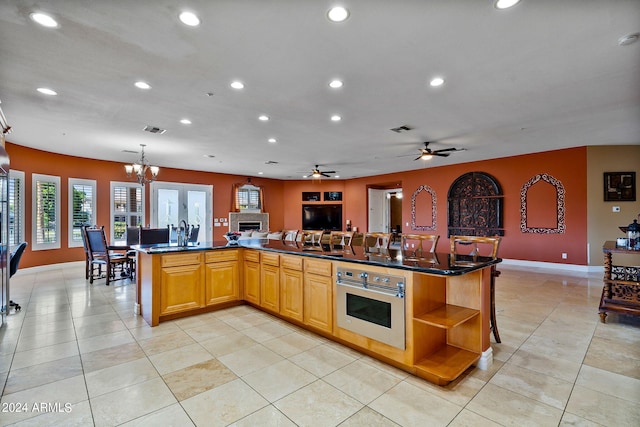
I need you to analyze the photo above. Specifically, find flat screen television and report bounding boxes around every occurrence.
[302,204,342,231]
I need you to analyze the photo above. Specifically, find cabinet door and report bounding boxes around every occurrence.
[304,273,333,332]
[205,261,239,305]
[160,264,203,315]
[280,268,304,322]
[244,261,260,304]
[261,264,280,312]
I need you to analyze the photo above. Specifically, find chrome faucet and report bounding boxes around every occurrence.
[178,219,189,246]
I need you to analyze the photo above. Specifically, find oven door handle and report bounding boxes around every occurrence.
[336,280,404,298]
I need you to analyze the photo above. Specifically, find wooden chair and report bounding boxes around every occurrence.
[400,234,439,259]
[189,225,200,243]
[125,226,140,279]
[329,231,354,250]
[81,225,97,279]
[450,235,502,343]
[282,230,299,242]
[300,230,324,246]
[363,232,392,253]
[84,226,128,286]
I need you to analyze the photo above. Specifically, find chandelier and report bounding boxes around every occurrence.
[124,144,159,185]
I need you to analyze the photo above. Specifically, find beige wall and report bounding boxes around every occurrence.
[587,145,640,266]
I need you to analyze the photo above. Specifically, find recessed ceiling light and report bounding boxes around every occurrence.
[327,6,349,22]
[135,81,151,89]
[30,12,58,28]
[430,77,445,87]
[268,138,277,143]
[331,115,342,122]
[334,175,340,178]
[180,119,191,125]
[258,115,269,121]
[179,11,200,26]
[230,81,244,89]
[494,0,521,9]
[329,79,343,89]
[36,87,57,96]
[258,172,264,175]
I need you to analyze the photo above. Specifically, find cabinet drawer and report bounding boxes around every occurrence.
[281,255,303,271]
[304,259,332,276]
[261,252,280,266]
[161,253,202,268]
[206,249,239,263]
[243,250,260,263]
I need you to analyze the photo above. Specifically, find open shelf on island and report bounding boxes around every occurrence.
[414,344,480,384]
[414,304,479,329]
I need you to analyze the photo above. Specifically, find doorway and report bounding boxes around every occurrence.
[150,182,213,243]
[367,184,403,234]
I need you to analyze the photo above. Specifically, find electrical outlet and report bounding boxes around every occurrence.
[562,253,568,259]
[406,222,409,227]
[612,206,620,213]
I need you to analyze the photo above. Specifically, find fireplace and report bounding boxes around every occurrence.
[238,221,262,232]
[229,212,269,232]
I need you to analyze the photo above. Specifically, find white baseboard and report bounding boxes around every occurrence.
[500,258,604,274]
[476,347,493,370]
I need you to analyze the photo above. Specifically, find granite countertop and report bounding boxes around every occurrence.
[131,239,501,275]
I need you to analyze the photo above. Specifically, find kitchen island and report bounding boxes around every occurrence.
[133,239,500,385]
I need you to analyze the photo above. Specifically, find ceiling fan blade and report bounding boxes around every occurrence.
[413,155,423,161]
[323,170,336,174]
[433,152,450,157]
[432,147,458,153]
[321,173,330,177]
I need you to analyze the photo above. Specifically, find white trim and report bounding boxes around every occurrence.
[8,169,25,249]
[476,347,493,370]
[500,258,604,274]
[32,173,61,251]
[68,178,97,248]
[110,181,145,243]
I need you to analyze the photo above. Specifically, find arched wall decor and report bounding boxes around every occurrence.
[411,185,437,231]
[447,172,504,237]
[520,173,566,234]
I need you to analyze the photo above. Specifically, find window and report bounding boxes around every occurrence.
[233,184,262,212]
[68,178,96,247]
[32,173,61,250]
[111,182,143,244]
[9,170,25,249]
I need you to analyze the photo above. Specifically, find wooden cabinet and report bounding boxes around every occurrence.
[159,253,204,316]
[280,255,304,322]
[599,241,640,322]
[411,270,484,385]
[243,250,261,305]
[260,252,280,312]
[204,250,240,306]
[303,259,333,333]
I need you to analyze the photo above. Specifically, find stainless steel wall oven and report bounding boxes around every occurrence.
[336,266,406,350]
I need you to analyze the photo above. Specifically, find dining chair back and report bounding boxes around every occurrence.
[400,233,439,258]
[300,230,324,246]
[282,230,299,242]
[139,227,170,245]
[84,226,128,286]
[363,232,392,252]
[329,231,354,250]
[189,225,200,243]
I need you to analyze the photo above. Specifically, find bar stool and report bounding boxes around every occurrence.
[300,230,324,246]
[400,233,439,259]
[363,232,391,253]
[329,231,354,250]
[450,235,502,343]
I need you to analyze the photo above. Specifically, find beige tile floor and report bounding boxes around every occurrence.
[1,262,639,426]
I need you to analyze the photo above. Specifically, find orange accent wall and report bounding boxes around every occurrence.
[6,143,284,268]
[8,142,588,268]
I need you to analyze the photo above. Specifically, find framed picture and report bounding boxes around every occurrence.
[302,191,321,202]
[604,172,636,201]
[324,191,342,201]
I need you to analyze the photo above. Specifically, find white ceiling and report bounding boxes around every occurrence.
[1,0,639,180]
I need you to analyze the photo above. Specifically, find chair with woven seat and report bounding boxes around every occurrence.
[450,235,502,343]
[84,226,128,286]
[400,233,439,259]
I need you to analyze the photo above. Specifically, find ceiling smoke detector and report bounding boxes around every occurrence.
[143,125,166,134]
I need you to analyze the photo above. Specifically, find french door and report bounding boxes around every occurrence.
[150,182,213,243]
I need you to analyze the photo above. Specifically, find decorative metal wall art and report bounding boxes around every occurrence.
[520,173,566,234]
[447,172,504,237]
[604,172,635,202]
[411,185,437,231]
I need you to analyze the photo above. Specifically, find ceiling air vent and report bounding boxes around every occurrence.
[390,125,413,133]
[264,160,278,165]
[143,125,167,134]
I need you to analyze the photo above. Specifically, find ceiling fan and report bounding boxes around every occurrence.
[305,165,336,178]
[413,141,464,160]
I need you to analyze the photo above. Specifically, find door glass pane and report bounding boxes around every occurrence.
[187,190,206,243]
[157,188,179,229]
